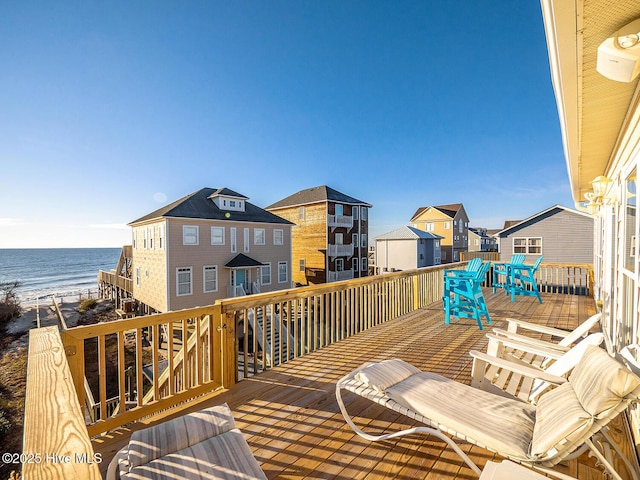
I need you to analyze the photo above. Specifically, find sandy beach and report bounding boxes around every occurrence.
[8,299,87,336]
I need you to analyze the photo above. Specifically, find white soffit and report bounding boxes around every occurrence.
[542,0,640,201]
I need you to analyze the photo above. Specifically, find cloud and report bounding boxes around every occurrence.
[0,218,27,226]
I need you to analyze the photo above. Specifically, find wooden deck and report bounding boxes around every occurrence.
[92,289,616,479]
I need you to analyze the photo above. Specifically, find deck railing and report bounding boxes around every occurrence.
[22,260,593,478]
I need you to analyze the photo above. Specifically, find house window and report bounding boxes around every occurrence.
[177,267,192,296]
[183,226,199,245]
[211,226,225,245]
[444,222,450,229]
[335,204,343,216]
[513,237,542,254]
[149,228,154,249]
[231,227,237,253]
[278,262,288,283]
[299,259,305,272]
[299,206,305,220]
[159,225,164,249]
[335,233,343,244]
[361,257,367,271]
[352,233,359,246]
[352,258,358,272]
[135,267,140,287]
[361,234,367,248]
[254,228,266,245]
[459,221,463,233]
[624,170,637,271]
[336,258,344,271]
[361,207,367,220]
[261,264,271,285]
[274,229,284,245]
[229,200,236,208]
[203,266,218,292]
[426,222,434,232]
[143,229,147,249]
[353,207,358,220]
[244,228,250,252]
[133,230,137,249]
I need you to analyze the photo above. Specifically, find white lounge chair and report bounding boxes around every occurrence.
[497,312,602,352]
[336,346,640,480]
[472,332,605,404]
[106,403,266,480]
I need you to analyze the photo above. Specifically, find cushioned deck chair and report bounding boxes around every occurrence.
[492,254,526,293]
[471,332,604,404]
[106,403,266,480]
[336,346,640,480]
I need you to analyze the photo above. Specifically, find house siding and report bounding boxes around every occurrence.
[498,209,593,263]
[131,220,168,313]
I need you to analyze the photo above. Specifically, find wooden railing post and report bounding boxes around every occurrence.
[60,330,85,417]
[224,310,237,388]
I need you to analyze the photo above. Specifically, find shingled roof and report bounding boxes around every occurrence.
[266,185,372,209]
[129,188,293,225]
[374,226,443,241]
[410,203,464,221]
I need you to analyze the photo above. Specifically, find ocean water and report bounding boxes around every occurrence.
[0,248,121,305]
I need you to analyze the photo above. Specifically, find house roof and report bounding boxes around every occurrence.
[496,205,592,236]
[129,188,294,225]
[410,203,464,221]
[374,226,443,241]
[266,185,372,209]
[224,253,265,268]
[209,188,249,200]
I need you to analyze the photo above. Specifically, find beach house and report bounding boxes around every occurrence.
[127,187,293,312]
[266,185,372,285]
[373,225,442,273]
[410,203,469,263]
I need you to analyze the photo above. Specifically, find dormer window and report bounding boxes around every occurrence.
[209,189,248,213]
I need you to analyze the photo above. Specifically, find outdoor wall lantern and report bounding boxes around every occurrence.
[581,175,614,215]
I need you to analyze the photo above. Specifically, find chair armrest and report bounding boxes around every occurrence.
[491,329,570,352]
[485,333,565,360]
[505,317,572,338]
[470,350,567,386]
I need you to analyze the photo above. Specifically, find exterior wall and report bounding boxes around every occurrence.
[269,201,369,285]
[131,220,168,312]
[451,209,469,261]
[468,231,481,252]
[498,209,593,264]
[268,202,328,285]
[375,239,417,272]
[412,206,468,263]
[163,218,292,312]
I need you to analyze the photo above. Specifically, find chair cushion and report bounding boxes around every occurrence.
[569,346,640,417]
[355,359,422,392]
[122,429,267,480]
[530,382,593,457]
[126,404,237,469]
[387,371,536,459]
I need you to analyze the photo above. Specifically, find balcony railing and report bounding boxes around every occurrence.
[327,269,355,282]
[327,214,353,229]
[327,243,354,257]
[22,260,594,478]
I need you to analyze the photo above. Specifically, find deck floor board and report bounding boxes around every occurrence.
[93,290,622,479]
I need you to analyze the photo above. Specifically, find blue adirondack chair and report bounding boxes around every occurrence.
[443,257,482,280]
[492,254,526,294]
[509,256,544,303]
[443,260,492,330]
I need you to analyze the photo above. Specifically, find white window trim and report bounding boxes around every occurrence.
[231,227,237,253]
[513,237,543,254]
[176,267,193,296]
[211,226,225,245]
[361,257,367,271]
[278,261,288,283]
[183,225,199,245]
[254,228,266,245]
[244,228,250,252]
[203,265,218,293]
[273,229,284,245]
[261,263,272,285]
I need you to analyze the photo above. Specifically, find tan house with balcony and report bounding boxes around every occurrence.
[128,187,293,312]
[266,185,371,285]
[410,203,469,263]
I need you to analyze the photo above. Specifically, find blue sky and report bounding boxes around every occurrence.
[0,1,572,248]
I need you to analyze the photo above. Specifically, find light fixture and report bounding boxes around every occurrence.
[576,175,615,215]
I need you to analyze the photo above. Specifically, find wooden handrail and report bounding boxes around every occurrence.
[23,327,101,480]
